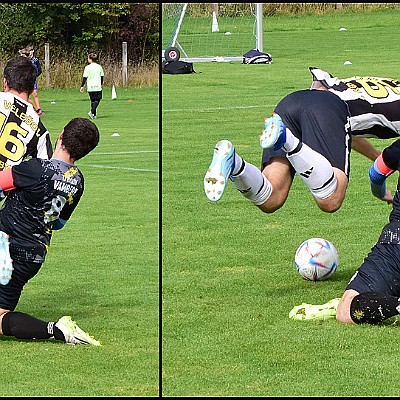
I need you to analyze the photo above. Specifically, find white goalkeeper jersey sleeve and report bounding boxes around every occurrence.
[0,91,52,169]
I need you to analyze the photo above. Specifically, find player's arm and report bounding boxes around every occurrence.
[80,76,87,93]
[352,137,381,161]
[34,59,42,77]
[368,140,400,202]
[53,188,84,230]
[0,168,16,193]
[52,218,67,230]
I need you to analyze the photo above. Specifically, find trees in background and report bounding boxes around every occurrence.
[0,3,159,63]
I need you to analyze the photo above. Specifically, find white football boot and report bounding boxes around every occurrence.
[56,316,101,346]
[204,139,235,201]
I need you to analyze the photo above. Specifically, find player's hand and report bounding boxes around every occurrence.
[380,189,393,204]
[80,87,84,93]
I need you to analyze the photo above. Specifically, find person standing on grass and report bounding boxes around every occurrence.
[80,52,104,120]
[19,45,43,116]
[0,117,101,345]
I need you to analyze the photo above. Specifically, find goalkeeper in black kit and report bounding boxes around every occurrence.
[0,117,101,345]
[290,138,400,325]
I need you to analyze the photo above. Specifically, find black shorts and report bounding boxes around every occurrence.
[88,91,102,102]
[0,259,42,310]
[346,243,400,296]
[261,90,351,177]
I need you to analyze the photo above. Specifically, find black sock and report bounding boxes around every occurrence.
[2,312,65,341]
[350,292,400,324]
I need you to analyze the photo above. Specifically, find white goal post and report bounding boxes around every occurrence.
[162,3,264,62]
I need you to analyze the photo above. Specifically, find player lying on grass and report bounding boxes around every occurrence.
[204,68,400,214]
[290,137,400,325]
[0,117,101,345]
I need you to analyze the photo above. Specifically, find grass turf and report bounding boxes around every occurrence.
[0,85,159,396]
[162,9,400,397]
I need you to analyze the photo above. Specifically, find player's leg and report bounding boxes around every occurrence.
[0,258,64,340]
[335,289,359,323]
[87,92,96,119]
[0,310,100,345]
[337,243,400,324]
[258,154,294,213]
[204,140,293,211]
[0,309,62,339]
[0,258,100,345]
[312,167,347,213]
[94,91,102,116]
[261,112,349,213]
[32,82,42,115]
[88,91,101,118]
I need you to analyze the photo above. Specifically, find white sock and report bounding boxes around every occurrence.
[286,143,337,199]
[231,159,272,205]
[232,153,243,175]
[282,127,300,153]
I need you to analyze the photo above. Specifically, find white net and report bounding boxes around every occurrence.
[162,3,261,62]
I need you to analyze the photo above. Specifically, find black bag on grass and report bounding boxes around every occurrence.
[243,49,272,64]
[162,60,195,74]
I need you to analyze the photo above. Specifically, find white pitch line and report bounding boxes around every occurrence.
[163,105,266,113]
[87,150,158,156]
[78,164,158,172]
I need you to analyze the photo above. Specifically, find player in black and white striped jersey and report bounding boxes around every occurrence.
[0,55,52,169]
[310,67,400,161]
[204,69,400,216]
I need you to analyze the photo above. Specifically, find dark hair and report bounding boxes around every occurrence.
[88,53,98,62]
[61,118,100,161]
[3,56,37,94]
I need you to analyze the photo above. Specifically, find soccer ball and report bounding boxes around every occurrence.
[294,238,339,281]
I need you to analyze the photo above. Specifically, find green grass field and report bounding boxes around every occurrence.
[162,9,400,397]
[0,85,159,396]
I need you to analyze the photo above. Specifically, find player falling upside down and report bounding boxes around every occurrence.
[205,89,360,214]
[290,137,400,325]
[204,64,400,213]
[0,117,101,345]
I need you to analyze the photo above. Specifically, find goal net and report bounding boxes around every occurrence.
[162,3,263,62]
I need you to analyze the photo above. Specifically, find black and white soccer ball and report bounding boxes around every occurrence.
[294,238,339,281]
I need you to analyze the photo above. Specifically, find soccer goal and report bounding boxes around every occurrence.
[162,3,264,62]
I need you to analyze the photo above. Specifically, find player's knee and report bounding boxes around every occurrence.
[316,198,342,213]
[256,190,287,213]
[335,305,352,323]
[336,290,359,323]
[257,202,284,213]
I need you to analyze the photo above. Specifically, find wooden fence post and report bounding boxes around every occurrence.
[44,43,50,87]
[122,41,128,86]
